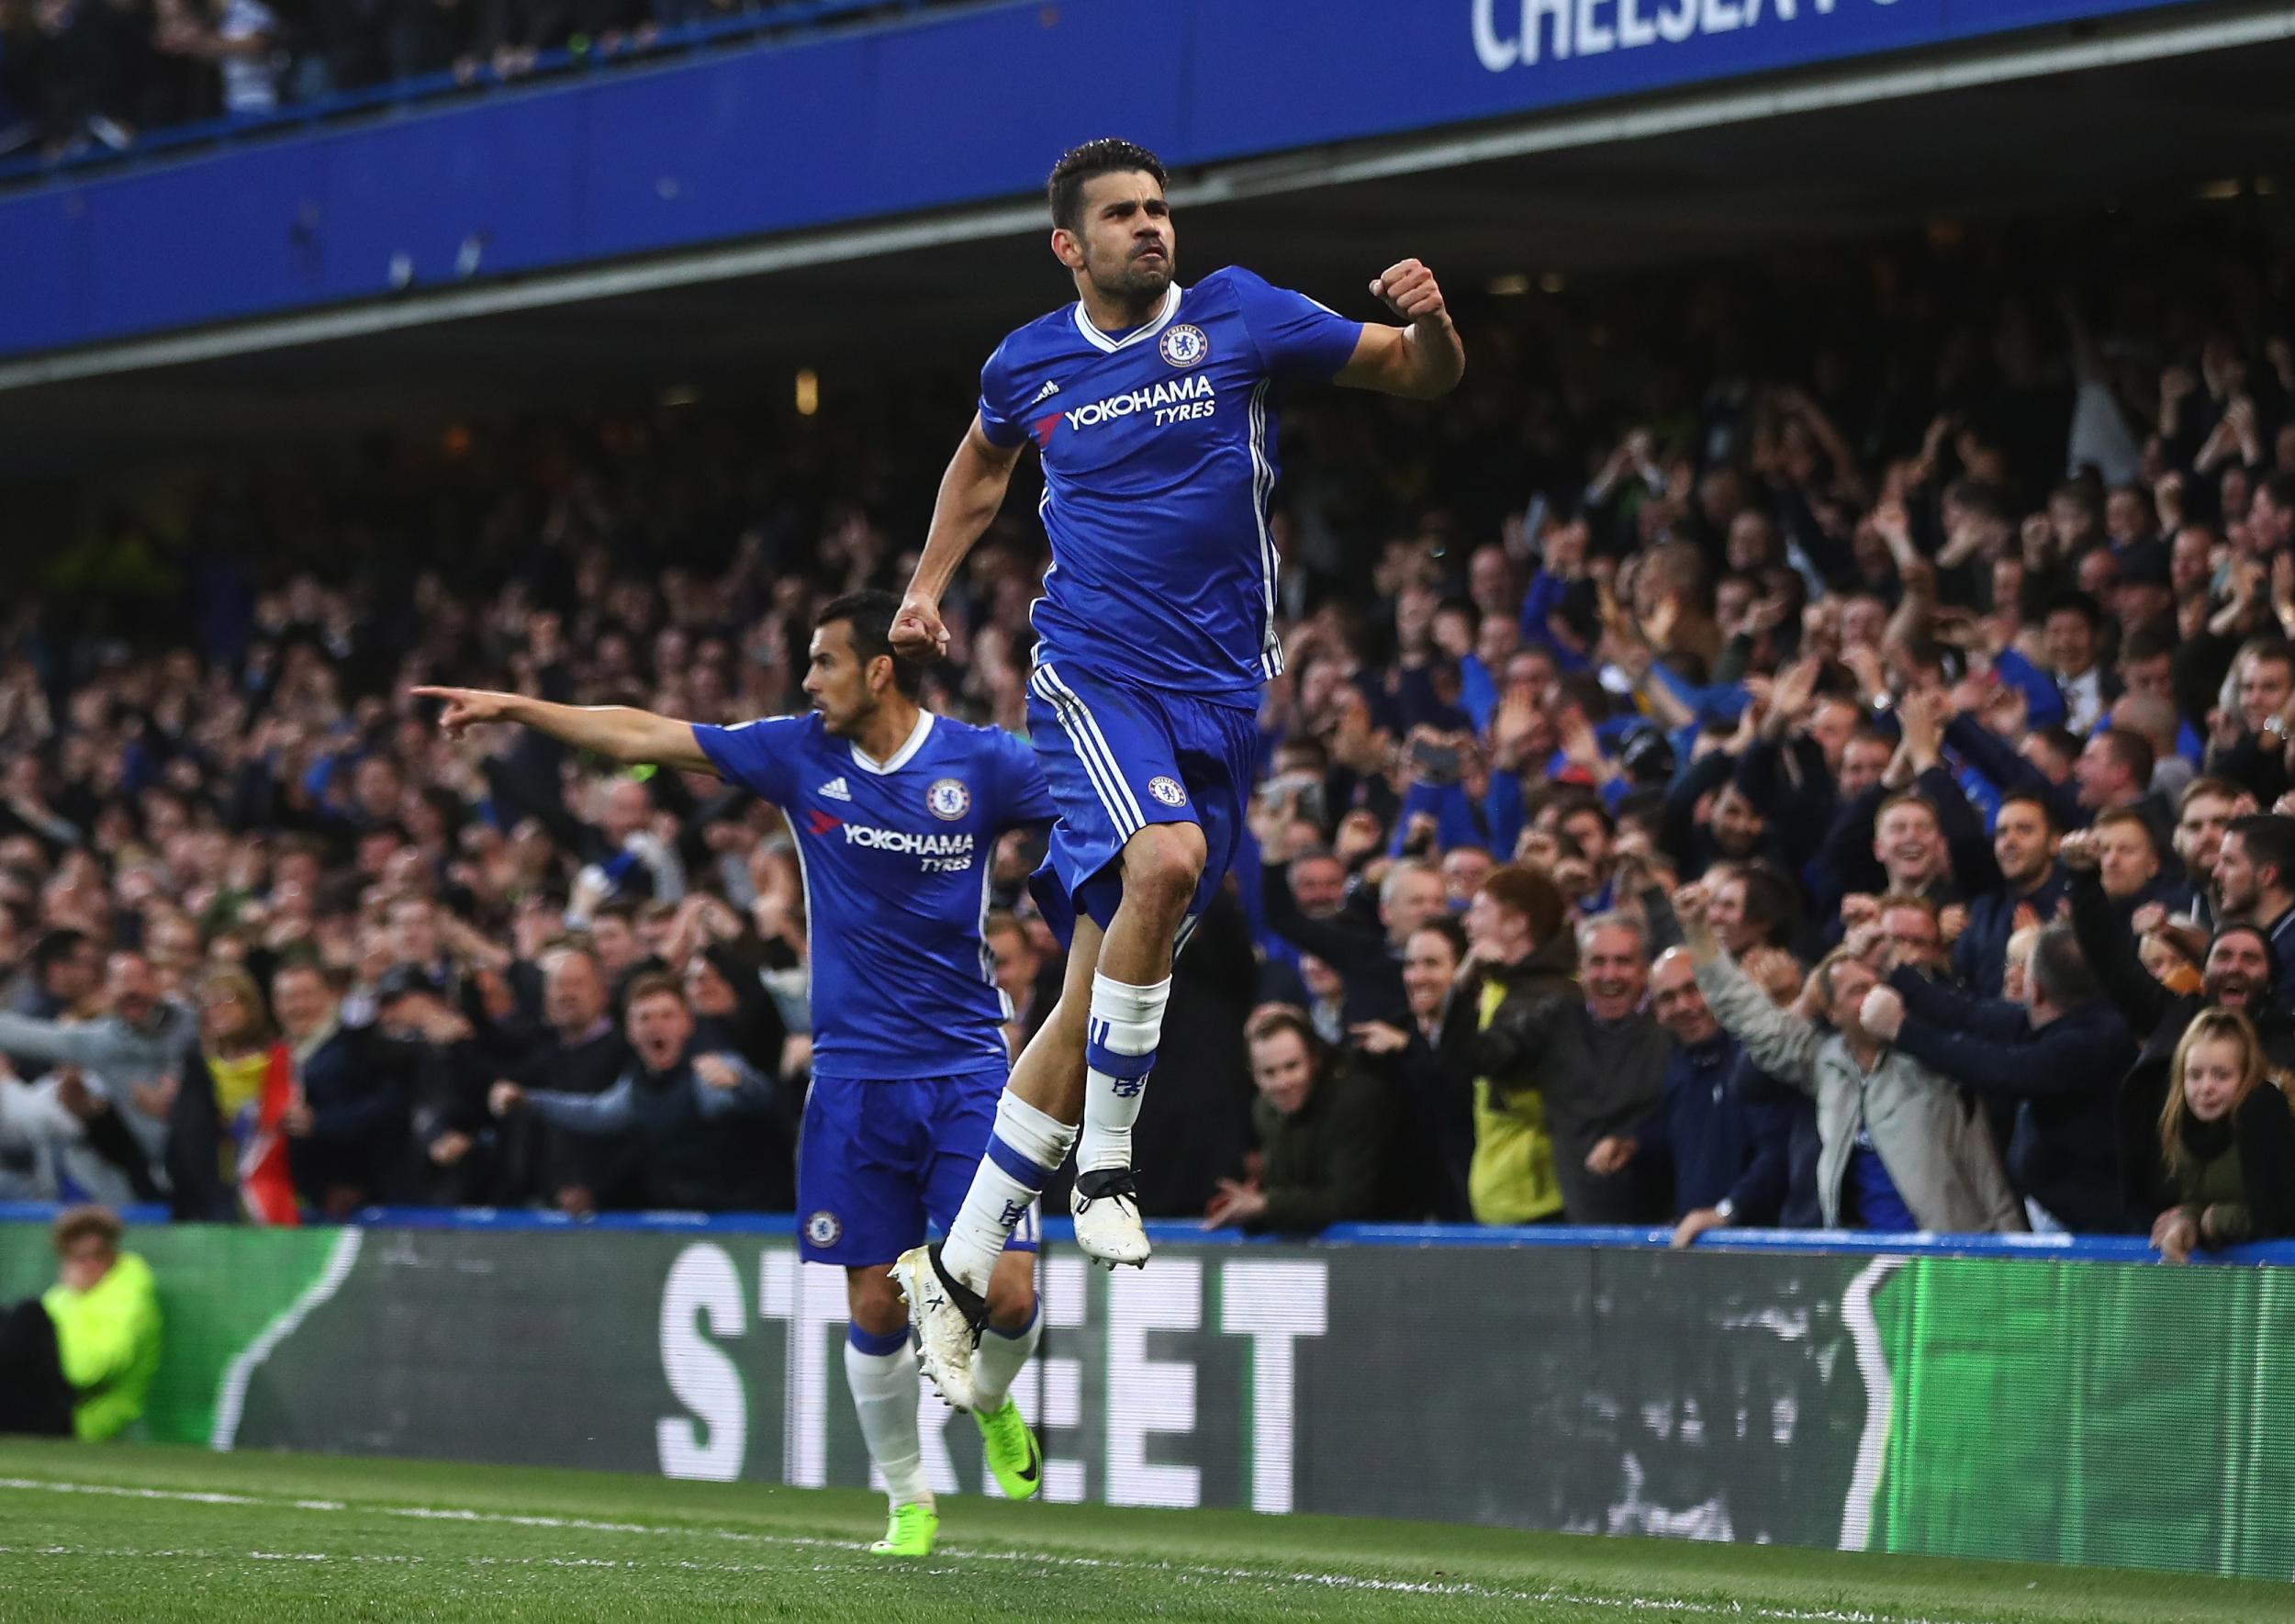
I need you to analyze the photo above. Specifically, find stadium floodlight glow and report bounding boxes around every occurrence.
[795,369,820,417]
[1487,273,1532,296]
[1539,272,1566,295]
[2198,178,2242,201]
[660,386,700,408]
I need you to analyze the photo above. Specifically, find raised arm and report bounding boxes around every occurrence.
[1335,261,1464,401]
[2062,843,2170,1033]
[1676,884,1821,1092]
[892,415,1025,661]
[411,688,711,776]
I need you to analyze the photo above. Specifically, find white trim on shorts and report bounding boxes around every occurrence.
[1030,662,1146,836]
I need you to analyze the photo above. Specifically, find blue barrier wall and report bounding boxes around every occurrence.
[0,0,2206,360]
[1,1199,2282,1263]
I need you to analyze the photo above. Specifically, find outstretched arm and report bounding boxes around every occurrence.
[1336,261,1464,401]
[411,688,711,775]
[892,414,1025,661]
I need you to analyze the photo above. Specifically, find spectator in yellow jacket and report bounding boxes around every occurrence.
[0,1206,161,1440]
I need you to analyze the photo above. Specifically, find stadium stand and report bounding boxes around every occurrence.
[0,218,2291,1248]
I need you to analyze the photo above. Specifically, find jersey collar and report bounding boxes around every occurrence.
[850,709,935,776]
[1071,283,1183,355]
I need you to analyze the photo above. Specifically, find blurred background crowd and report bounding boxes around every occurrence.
[0,0,918,160]
[5,215,2295,1253]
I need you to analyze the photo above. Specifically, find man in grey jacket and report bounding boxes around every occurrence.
[0,952,196,1204]
[1675,883,2023,1234]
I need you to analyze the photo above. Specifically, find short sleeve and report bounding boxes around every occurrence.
[976,341,1029,449]
[1228,266,1364,378]
[690,717,806,804]
[990,729,1056,829]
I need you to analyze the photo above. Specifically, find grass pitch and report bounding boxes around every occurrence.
[0,1439,2286,1623]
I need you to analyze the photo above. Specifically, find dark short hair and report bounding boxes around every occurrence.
[815,589,924,700]
[1047,139,1169,233]
[2030,923,2100,1009]
[1051,138,1175,232]
[621,970,687,1019]
[2090,726,2155,790]
[29,929,92,973]
[2241,637,2295,679]
[1555,798,1616,838]
[2045,589,2102,631]
[2228,814,2295,891]
[2119,626,2175,667]
[1408,914,1469,962]
[1995,791,2058,832]
[1730,860,1800,945]
[1244,1004,1328,1078]
[2028,725,2081,772]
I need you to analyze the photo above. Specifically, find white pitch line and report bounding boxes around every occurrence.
[0,1475,1971,1623]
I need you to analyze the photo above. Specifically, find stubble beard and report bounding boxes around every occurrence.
[1087,244,1174,310]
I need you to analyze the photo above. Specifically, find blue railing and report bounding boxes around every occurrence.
[6,1200,2289,1264]
[0,0,933,192]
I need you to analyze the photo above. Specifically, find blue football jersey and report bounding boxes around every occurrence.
[691,711,1054,1081]
[977,266,1363,703]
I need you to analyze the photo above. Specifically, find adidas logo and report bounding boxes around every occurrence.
[1029,379,1061,405]
[818,778,852,801]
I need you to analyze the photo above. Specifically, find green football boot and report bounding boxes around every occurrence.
[974,1396,1043,1501]
[869,1500,939,1558]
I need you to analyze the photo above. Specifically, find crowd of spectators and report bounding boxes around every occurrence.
[5,220,2295,1255]
[0,0,922,160]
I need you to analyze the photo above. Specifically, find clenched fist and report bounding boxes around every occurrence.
[890,594,949,662]
[1370,259,1449,326]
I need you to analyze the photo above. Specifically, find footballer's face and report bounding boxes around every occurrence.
[802,621,878,739]
[1058,170,1174,308]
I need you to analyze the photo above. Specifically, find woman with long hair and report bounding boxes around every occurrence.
[164,967,300,1224]
[2149,1008,2295,1261]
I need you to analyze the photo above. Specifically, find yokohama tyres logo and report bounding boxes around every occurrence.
[1034,373,1215,444]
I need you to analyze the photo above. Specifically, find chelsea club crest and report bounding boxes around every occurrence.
[927,778,971,821]
[1159,323,1208,368]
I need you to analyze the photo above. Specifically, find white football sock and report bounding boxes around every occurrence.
[845,1329,931,1509]
[1078,971,1170,1173]
[971,1298,1041,1413]
[941,1092,1076,1292]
